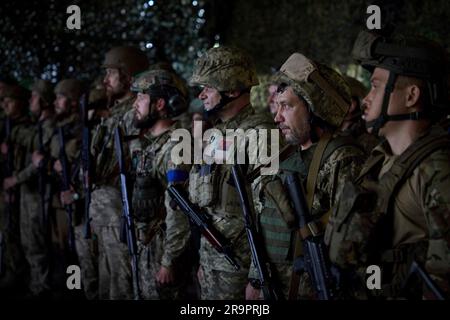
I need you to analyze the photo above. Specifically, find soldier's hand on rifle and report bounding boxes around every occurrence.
[60,186,78,205]
[32,151,44,168]
[155,266,174,285]
[53,160,63,175]
[3,176,17,190]
[245,282,263,300]
[1,142,8,155]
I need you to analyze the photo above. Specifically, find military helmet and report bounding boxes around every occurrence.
[189,46,259,92]
[343,76,368,102]
[275,53,351,128]
[102,46,150,77]
[352,31,449,109]
[31,79,54,105]
[54,79,83,102]
[2,84,30,102]
[131,68,188,117]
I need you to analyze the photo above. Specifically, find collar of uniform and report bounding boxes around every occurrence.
[142,121,180,148]
[372,125,441,159]
[56,112,79,128]
[111,94,136,117]
[215,103,254,129]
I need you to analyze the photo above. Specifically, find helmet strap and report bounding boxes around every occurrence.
[366,71,431,135]
[203,89,248,120]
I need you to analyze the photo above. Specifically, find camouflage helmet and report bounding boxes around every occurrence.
[343,76,368,101]
[275,53,351,128]
[131,68,188,117]
[54,79,83,102]
[31,79,54,105]
[189,46,259,91]
[102,46,150,77]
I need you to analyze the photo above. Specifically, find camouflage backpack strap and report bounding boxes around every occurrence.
[288,132,332,299]
[375,132,450,297]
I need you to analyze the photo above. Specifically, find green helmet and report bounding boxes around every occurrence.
[275,53,351,128]
[189,46,259,91]
[131,69,188,117]
[102,46,150,77]
[31,79,54,105]
[54,79,83,102]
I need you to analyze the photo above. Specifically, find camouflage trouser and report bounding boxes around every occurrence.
[136,226,189,300]
[90,187,133,300]
[74,224,99,300]
[0,191,28,293]
[19,184,51,295]
[198,265,249,300]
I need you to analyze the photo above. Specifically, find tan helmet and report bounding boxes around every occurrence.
[102,46,150,77]
[275,53,351,128]
[189,46,259,91]
[31,79,54,105]
[131,68,188,117]
[54,79,83,102]
[343,76,368,102]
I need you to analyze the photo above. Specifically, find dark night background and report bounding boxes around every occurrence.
[1,0,449,87]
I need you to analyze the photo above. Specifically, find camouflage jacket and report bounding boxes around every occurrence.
[133,122,191,268]
[15,116,56,186]
[90,94,136,187]
[249,130,367,298]
[329,125,450,299]
[188,104,277,273]
[2,115,33,180]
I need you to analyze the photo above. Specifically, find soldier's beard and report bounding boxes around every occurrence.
[106,82,129,104]
[134,109,158,129]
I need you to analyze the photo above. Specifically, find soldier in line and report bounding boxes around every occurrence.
[0,84,32,295]
[340,75,380,154]
[128,68,193,299]
[187,46,276,299]
[3,79,55,298]
[326,31,450,299]
[89,46,149,299]
[245,53,367,300]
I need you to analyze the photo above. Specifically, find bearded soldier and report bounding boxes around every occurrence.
[128,68,193,299]
[89,46,149,299]
[245,53,367,300]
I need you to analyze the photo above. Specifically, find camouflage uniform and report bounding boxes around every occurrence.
[325,31,450,299]
[89,95,136,300]
[188,46,277,299]
[89,46,149,300]
[9,80,55,296]
[0,111,32,292]
[128,68,193,299]
[133,123,192,299]
[248,53,366,299]
[49,112,82,254]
